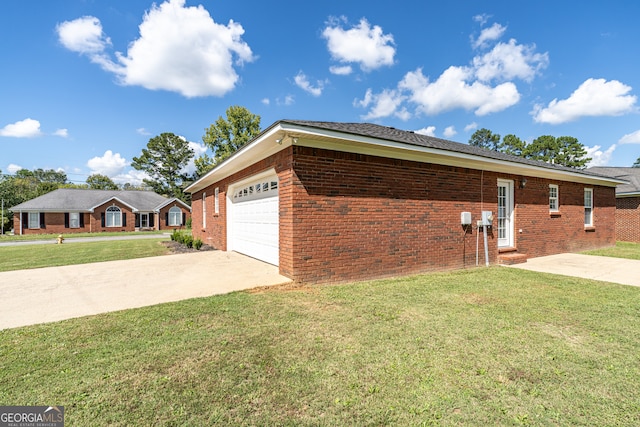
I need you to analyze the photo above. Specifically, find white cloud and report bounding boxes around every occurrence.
[57,16,111,54]
[111,169,149,186]
[136,128,152,136]
[0,118,43,138]
[619,129,640,144]
[7,164,22,174]
[355,88,407,120]
[586,144,616,167]
[183,141,208,176]
[532,78,637,124]
[464,122,478,132]
[277,95,295,106]
[473,38,548,82]
[57,0,255,98]
[473,14,491,26]
[399,66,520,116]
[443,126,457,138]
[472,23,506,49]
[87,150,128,177]
[294,71,325,96]
[261,98,270,105]
[415,126,436,137]
[329,65,353,75]
[53,129,69,137]
[322,17,395,72]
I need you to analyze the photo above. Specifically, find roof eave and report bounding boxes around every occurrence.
[185,121,625,191]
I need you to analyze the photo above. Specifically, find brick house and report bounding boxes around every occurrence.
[11,189,191,235]
[587,167,640,243]
[186,120,623,284]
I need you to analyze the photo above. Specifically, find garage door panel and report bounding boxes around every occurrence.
[229,176,279,266]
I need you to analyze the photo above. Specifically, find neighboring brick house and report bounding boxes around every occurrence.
[186,120,623,284]
[588,167,640,243]
[11,189,191,235]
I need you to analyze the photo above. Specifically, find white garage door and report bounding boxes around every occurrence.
[228,174,279,265]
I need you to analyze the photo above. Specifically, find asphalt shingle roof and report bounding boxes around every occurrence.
[11,189,181,211]
[587,167,640,195]
[280,120,610,178]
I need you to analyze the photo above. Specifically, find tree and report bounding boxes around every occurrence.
[633,156,640,168]
[523,135,591,168]
[469,128,501,151]
[0,168,68,233]
[200,105,261,174]
[86,174,118,190]
[131,132,194,201]
[500,134,526,156]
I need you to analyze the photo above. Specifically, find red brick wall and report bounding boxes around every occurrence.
[157,204,191,230]
[616,196,640,242]
[191,145,616,284]
[13,212,91,235]
[89,200,135,233]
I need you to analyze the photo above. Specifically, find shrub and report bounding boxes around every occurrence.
[170,230,180,241]
[183,235,194,249]
[194,238,203,250]
[186,218,192,229]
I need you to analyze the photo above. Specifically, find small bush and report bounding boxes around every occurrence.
[194,238,203,250]
[183,235,194,249]
[170,230,180,241]
[186,218,192,229]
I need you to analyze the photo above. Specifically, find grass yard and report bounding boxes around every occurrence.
[1,267,640,426]
[0,239,170,271]
[0,230,166,242]
[582,241,640,260]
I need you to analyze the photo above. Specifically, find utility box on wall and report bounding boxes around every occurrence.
[460,212,472,225]
[481,211,493,226]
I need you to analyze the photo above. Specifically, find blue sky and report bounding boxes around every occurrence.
[1,0,639,185]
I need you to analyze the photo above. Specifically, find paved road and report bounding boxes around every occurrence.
[505,253,640,287]
[0,233,171,247]
[0,251,291,330]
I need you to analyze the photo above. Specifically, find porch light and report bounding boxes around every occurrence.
[520,177,527,189]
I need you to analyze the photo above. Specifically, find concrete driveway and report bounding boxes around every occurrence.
[506,253,640,287]
[0,251,291,330]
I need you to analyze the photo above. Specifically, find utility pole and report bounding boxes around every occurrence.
[1,198,4,236]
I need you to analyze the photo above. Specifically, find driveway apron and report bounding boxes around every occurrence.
[0,251,291,329]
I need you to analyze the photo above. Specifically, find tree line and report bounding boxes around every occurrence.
[1,106,262,233]
[468,128,595,169]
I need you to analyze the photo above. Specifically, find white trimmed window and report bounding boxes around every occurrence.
[214,187,219,214]
[549,184,559,212]
[584,188,593,227]
[28,212,40,229]
[69,212,80,228]
[202,192,207,228]
[106,206,122,227]
[168,206,182,226]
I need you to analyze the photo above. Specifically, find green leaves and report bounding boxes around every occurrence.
[131,132,194,201]
[201,105,261,167]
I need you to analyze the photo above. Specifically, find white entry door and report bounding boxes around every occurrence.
[228,172,279,265]
[497,179,514,248]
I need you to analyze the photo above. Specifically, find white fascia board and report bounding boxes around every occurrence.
[186,121,625,191]
[617,191,640,198]
[154,198,192,212]
[88,196,137,212]
[282,124,626,187]
[185,125,286,193]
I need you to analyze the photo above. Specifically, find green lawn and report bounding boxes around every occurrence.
[0,239,170,271]
[1,267,639,426]
[0,230,166,242]
[582,241,640,260]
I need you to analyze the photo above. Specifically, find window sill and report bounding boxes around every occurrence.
[498,247,518,253]
[584,226,596,232]
[549,211,561,217]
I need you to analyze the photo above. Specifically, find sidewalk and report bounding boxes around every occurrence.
[505,253,640,287]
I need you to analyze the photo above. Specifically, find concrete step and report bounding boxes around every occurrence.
[498,252,528,265]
